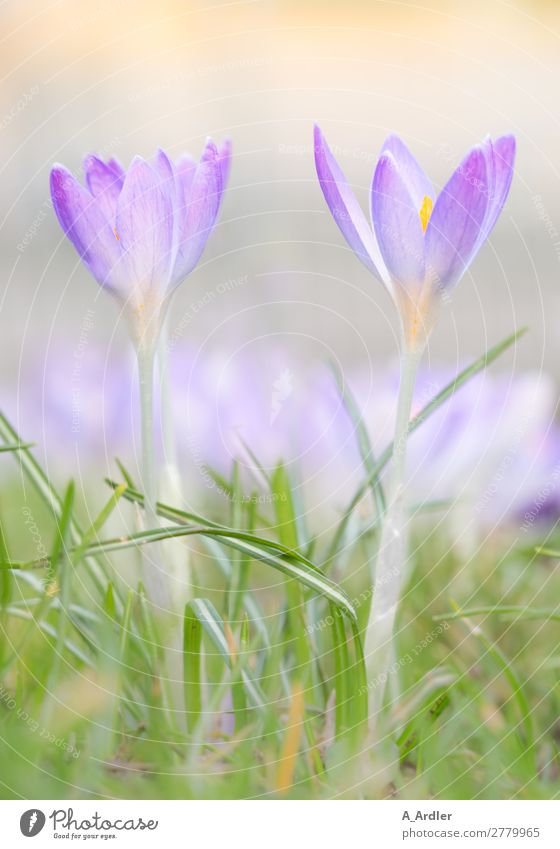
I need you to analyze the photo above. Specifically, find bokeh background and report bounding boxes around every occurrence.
[1,0,560,528]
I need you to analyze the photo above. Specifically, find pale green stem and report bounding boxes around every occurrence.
[158,314,183,504]
[138,343,157,522]
[158,314,177,473]
[365,342,421,720]
[157,316,192,606]
[137,341,169,607]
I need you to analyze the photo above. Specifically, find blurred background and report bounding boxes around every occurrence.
[1,0,560,529]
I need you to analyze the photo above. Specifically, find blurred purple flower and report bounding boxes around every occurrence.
[50,140,230,346]
[314,127,515,349]
[7,342,559,531]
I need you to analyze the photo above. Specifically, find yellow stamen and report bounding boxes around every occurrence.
[113,227,120,241]
[419,195,433,233]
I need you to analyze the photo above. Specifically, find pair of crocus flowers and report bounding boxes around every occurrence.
[51,128,515,355]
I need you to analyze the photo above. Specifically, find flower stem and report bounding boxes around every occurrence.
[157,316,192,605]
[158,314,182,502]
[138,345,156,517]
[364,342,421,720]
[137,341,169,607]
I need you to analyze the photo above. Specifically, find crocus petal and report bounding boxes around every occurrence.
[115,156,175,300]
[172,139,222,283]
[380,134,434,209]
[152,148,178,211]
[218,137,232,193]
[425,147,488,289]
[371,152,425,286]
[176,154,196,188]
[477,134,516,248]
[152,148,180,278]
[84,155,124,223]
[51,165,122,290]
[107,157,125,180]
[314,124,390,288]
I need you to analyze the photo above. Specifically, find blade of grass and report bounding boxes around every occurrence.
[0,511,12,668]
[74,483,127,563]
[227,462,249,621]
[99,492,358,622]
[0,411,117,608]
[41,481,76,725]
[105,479,317,567]
[1,480,77,677]
[434,605,560,624]
[183,602,203,732]
[535,545,560,558]
[2,608,90,663]
[329,360,386,518]
[112,589,134,748]
[450,600,534,759]
[225,621,248,732]
[187,598,264,713]
[330,603,347,736]
[272,463,311,680]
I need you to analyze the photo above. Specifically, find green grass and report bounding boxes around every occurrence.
[1,328,559,800]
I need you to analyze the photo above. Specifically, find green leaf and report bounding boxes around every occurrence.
[0,412,117,606]
[434,604,560,624]
[329,360,386,518]
[78,483,127,555]
[328,327,527,560]
[0,513,11,607]
[448,601,534,757]
[271,463,311,675]
[0,442,34,452]
[41,482,76,726]
[188,598,230,661]
[104,583,117,620]
[49,480,75,575]
[183,603,203,732]
[1,607,90,663]
[185,598,264,714]
[535,545,560,558]
[103,484,357,622]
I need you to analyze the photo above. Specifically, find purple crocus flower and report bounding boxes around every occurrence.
[314,127,515,350]
[50,139,231,348]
